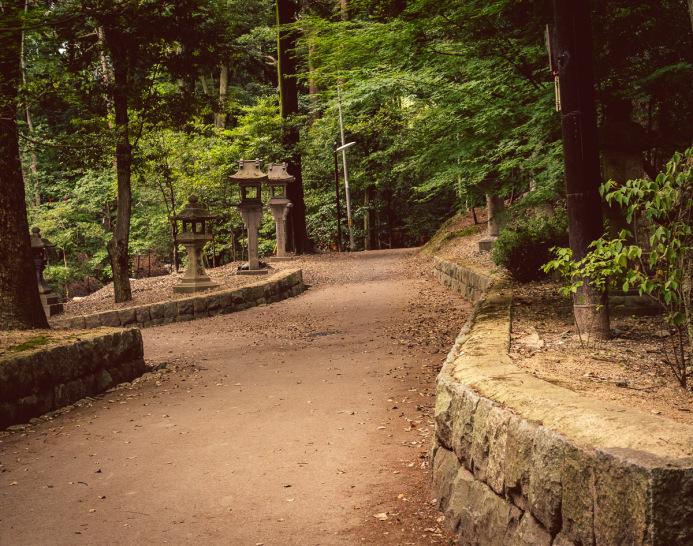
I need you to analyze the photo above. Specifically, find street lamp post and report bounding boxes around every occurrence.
[333,141,344,252]
[335,140,356,252]
[337,96,356,250]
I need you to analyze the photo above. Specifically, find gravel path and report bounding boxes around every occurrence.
[0,249,470,545]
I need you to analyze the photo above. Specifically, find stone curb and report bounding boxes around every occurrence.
[50,269,305,330]
[0,328,146,429]
[432,257,693,545]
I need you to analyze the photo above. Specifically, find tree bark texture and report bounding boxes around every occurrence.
[276,0,310,254]
[102,24,133,303]
[0,0,49,330]
[215,65,228,129]
[552,0,610,339]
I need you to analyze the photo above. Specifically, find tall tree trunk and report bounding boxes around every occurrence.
[277,0,310,254]
[689,0,693,34]
[103,26,133,303]
[20,0,39,206]
[552,0,610,339]
[0,0,49,330]
[215,65,229,129]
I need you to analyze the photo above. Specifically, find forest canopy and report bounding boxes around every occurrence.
[5,0,693,301]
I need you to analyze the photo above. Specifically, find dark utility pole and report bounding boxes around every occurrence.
[333,142,343,252]
[552,0,610,339]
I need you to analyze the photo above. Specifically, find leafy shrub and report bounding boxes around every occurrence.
[492,212,568,283]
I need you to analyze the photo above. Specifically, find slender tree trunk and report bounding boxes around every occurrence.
[277,0,310,254]
[215,65,229,129]
[103,26,133,303]
[688,0,693,34]
[552,0,610,339]
[364,185,376,250]
[0,0,49,330]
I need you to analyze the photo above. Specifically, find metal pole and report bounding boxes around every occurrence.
[337,89,355,250]
[333,141,343,252]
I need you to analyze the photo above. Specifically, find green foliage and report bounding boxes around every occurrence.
[543,148,693,387]
[492,212,568,283]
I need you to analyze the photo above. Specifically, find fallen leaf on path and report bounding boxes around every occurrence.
[374,513,388,521]
[9,481,18,486]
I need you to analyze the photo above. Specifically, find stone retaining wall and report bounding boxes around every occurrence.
[433,256,493,302]
[0,328,146,429]
[432,264,693,545]
[51,269,304,330]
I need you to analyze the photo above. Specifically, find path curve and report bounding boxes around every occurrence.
[0,250,469,545]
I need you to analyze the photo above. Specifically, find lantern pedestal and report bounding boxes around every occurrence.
[174,235,219,293]
[170,195,219,294]
[236,204,268,275]
[30,227,63,317]
[266,162,295,262]
[230,159,270,275]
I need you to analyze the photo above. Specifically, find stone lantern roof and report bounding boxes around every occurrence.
[169,195,217,223]
[30,227,56,251]
[267,162,295,183]
[228,159,268,184]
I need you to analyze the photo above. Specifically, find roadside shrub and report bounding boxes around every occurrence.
[492,212,568,283]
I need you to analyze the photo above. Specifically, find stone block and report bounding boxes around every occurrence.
[97,369,113,390]
[136,306,151,324]
[528,427,567,535]
[150,303,165,320]
[434,382,455,450]
[100,311,121,327]
[593,448,693,545]
[69,316,86,329]
[51,345,78,383]
[30,350,55,389]
[163,301,178,321]
[504,415,540,511]
[231,288,246,304]
[84,313,105,329]
[176,313,194,322]
[0,355,34,400]
[650,457,693,545]
[470,397,494,481]
[193,297,208,315]
[431,446,461,511]
[177,299,194,316]
[457,479,522,546]
[118,308,137,326]
[450,386,480,469]
[485,405,511,495]
[561,442,595,545]
[0,402,18,429]
[219,292,234,310]
[443,466,475,535]
[508,513,552,546]
[207,295,220,311]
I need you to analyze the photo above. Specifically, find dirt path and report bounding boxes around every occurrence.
[0,249,469,545]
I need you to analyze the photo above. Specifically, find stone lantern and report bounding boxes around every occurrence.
[169,195,219,293]
[30,227,64,317]
[229,159,268,275]
[266,162,295,261]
